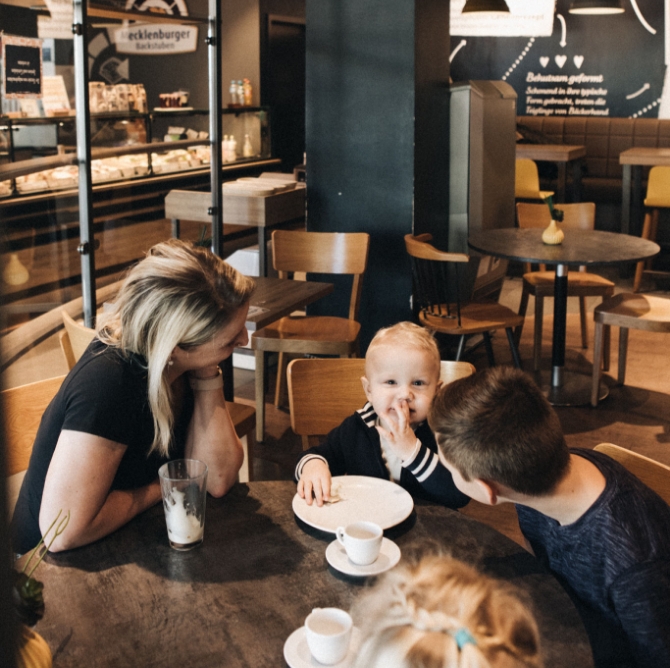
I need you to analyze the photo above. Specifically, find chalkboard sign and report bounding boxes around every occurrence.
[449,0,666,119]
[2,35,43,98]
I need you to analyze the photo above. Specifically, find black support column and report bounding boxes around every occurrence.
[305,0,450,350]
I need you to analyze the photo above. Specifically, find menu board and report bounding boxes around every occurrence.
[449,0,668,119]
[2,35,43,98]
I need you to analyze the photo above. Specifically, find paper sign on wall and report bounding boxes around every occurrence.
[2,35,43,99]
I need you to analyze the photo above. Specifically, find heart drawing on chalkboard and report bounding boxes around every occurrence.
[540,57,549,68]
[555,55,567,68]
[574,55,584,69]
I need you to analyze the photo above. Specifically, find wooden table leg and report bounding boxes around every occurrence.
[557,163,567,203]
[255,349,266,442]
[621,164,631,234]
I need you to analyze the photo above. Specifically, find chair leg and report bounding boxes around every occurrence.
[255,350,266,442]
[591,321,604,407]
[533,294,544,372]
[483,332,495,366]
[514,284,530,346]
[505,328,522,369]
[273,351,290,408]
[579,297,588,348]
[455,335,466,361]
[617,328,629,385]
[633,211,653,292]
[602,323,611,372]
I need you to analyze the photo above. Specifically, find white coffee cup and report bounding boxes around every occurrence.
[304,607,353,665]
[335,521,383,565]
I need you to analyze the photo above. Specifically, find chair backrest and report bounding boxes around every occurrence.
[405,233,472,323]
[2,375,65,477]
[594,443,670,505]
[271,230,370,320]
[61,310,96,369]
[645,166,670,208]
[515,159,542,199]
[516,202,596,231]
[287,356,475,447]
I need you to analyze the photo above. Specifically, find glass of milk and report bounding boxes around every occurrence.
[158,459,208,551]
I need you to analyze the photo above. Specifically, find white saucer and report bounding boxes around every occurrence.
[325,537,401,577]
[284,625,361,668]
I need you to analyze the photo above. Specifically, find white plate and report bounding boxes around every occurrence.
[284,626,361,668]
[326,537,401,577]
[292,475,414,534]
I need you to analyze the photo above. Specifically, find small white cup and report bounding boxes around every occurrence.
[335,521,383,565]
[304,607,353,665]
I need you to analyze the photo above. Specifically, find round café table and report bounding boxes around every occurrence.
[27,481,593,667]
[469,228,659,405]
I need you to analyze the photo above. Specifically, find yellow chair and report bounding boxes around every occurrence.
[405,233,523,368]
[633,166,670,292]
[251,229,370,442]
[515,202,615,371]
[515,158,554,201]
[287,357,475,450]
[590,293,670,407]
[60,310,96,370]
[594,443,670,505]
[2,375,66,519]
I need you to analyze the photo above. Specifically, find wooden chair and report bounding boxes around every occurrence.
[515,158,554,201]
[594,443,670,505]
[60,310,96,370]
[591,293,670,407]
[3,375,66,518]
[251,229,371,441]
[515,202,615,371]
[287,357,475,450]
[405,233,523,368]
[633,166,670,292]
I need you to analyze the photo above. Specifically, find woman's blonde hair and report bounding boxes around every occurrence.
[351,555,542,668]
[97,239,255,456]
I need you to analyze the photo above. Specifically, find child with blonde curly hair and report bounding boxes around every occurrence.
[351,555,542,668]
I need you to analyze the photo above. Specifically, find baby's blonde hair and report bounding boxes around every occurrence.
[351,555,542,668]
[366,322,441,371]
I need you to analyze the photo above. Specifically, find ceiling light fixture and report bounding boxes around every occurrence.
[569,0,625,15]
[462,0,510,13]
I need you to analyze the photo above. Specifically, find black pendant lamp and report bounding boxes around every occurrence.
[569,0,625,14]
[462,0,510,13]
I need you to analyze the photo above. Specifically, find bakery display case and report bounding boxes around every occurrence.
[0,2,280,329]
[0,107,271,197]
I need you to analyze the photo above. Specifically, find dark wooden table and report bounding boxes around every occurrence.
[247,277,333,438]
[469,229,659,406]
[31,481,593,668]
[619,147,670,235]
[516,144,586,203]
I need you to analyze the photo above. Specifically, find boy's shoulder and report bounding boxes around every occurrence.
[520,448,670,563]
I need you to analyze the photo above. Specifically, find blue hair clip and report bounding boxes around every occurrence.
[451,627,477,650]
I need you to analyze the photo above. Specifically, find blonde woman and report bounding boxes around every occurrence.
[12,240,254,554]
[351,555,542,668]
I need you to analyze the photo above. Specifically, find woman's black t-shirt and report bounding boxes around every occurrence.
[11,339,192,554]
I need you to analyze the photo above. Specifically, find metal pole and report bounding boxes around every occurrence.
[207,1,234,400]
[72,0,97,328]
[208,0,223,258]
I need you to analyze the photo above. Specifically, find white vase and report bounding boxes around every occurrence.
[541,220,564,245]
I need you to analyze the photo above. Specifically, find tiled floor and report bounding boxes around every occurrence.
[3,269,669,546]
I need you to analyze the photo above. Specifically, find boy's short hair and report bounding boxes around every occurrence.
[428,366,570,496]
[366,322,440,370]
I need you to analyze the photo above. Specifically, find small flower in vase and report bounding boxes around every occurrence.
[542,195,564,245]
[13,509,70,627]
